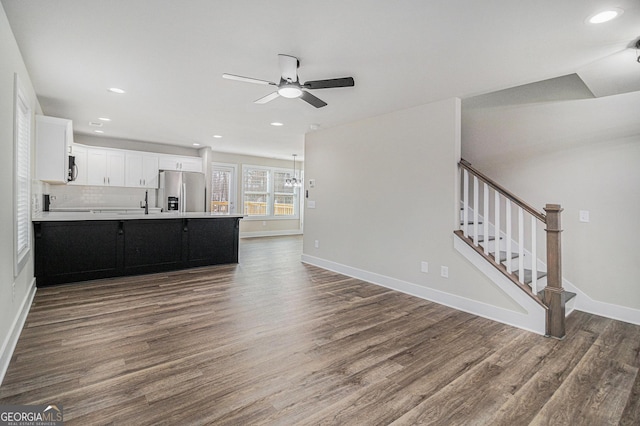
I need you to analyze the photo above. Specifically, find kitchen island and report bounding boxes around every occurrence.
[32,212,244,286]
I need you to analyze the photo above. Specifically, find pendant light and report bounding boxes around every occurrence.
[285,154,301,187]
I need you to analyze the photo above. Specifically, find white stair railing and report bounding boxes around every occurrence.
[457,159,567,338]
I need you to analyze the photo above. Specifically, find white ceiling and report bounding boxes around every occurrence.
[2,0,639,160]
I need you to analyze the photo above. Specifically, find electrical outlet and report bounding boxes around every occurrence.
[314,240,319,249]
[440,266,449,278]
[421,261,429,273]
[262,221,266,226]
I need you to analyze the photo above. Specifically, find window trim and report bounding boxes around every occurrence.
[14,74,32,276]
[241,164,300,220]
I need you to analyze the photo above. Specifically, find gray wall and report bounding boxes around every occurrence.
[0,4,41,382]
[303,98,522,312]
[462,88,640,311]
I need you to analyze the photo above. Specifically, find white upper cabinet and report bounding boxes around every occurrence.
[35,115,73,184]
[158,155,203,172]
[125,152,159,188]
[86,148,125,187]
[65,143,201,188]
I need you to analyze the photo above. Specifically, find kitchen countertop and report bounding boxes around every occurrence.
[49,207,163,213]
[33,211,245,221]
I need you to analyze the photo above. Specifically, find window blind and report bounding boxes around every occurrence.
[15,79,31,274]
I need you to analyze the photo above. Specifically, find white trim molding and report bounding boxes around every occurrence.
[241,229,303,238]
[0,278,36,386]
[562,278,640,326]
[301,252,547,335]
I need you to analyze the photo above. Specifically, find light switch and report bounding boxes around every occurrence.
[307,200,316,209]
[579,210,590,223]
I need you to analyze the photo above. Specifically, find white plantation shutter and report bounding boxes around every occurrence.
[14,77,31,274]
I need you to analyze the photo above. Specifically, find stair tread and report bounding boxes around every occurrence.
[512,268,547,285]
[490,251,519,262]
[475,235,497,242]
[537,289,577,303]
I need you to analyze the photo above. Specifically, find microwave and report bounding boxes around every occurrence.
[68,155,77,182]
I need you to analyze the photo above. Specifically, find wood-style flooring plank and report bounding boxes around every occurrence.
[1,236,639,425]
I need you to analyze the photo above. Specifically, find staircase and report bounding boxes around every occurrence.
[454,159,575,339]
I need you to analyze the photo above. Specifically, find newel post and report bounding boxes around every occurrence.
[543,204,565,339]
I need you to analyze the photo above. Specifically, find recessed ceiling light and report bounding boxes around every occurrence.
[94,130,104,134]
[587,9,622,24]
[270,122,284,126]
[108,87,126,94]
[98,117,111,121]
[213,135,222,138]
[89,121,103,127]
[193,143,200,146]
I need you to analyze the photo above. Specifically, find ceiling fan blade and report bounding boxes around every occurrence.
[303,77,355,90]
[222,73,275,86]
[300,91,327,108]
[254,91,280,104]
[278,54,299,82]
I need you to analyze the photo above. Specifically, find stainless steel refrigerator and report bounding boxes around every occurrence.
[158,171,206,212]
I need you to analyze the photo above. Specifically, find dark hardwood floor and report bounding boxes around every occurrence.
[1,236,638,425]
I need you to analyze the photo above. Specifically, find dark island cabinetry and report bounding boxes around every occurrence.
[33,216,241,286]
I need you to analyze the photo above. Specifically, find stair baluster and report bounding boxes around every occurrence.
[456,159,570,339]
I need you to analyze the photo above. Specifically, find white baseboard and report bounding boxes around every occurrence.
[301,253,547,335]
[240,229,303,238]
[0,278,36,386]
[562,279,640,326]
[461,207,640,326]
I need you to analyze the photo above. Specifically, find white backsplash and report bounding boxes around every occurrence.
[47,185,157,209]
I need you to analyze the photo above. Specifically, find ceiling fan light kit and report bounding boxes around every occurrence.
[278,85,303,98]
[223,54,354,108]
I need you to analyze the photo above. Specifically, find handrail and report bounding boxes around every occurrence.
[459,159,546,222]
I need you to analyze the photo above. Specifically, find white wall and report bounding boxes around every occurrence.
[0,4,40,383]
[462,89,640,312]
[303,98,526,319]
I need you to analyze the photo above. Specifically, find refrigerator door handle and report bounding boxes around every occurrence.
[182,182,187,212]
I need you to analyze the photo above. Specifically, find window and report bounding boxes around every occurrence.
[273,171,296,216]
[242,165,299,218]
[14,76,31,275]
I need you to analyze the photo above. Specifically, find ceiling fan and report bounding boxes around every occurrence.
[222,54,355,108]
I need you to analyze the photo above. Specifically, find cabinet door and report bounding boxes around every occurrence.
[35,115,72,184]
[87,149,107,186]
[69,144,88,185]
[107,151,126,186]
[142,155,159,188]
[158,156,180,171]
[180,157,203,172]
[125,153,144,187]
